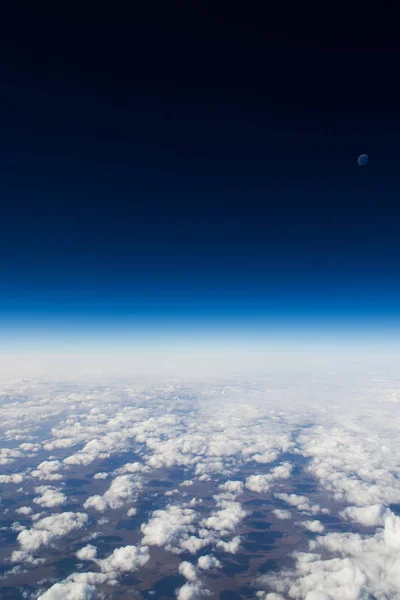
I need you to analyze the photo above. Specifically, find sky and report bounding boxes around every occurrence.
[1,6,400,353]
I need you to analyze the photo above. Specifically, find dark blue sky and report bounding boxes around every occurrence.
[1,5,400,345]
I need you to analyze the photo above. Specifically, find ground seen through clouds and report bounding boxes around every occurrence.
[1,358,400,599]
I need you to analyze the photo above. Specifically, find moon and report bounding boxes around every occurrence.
[358,154,368,166]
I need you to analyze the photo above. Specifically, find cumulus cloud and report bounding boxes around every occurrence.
[216,536,241,553]
[15,506,33,516]
[141,504,198,553]
[272,509,292,520]
[300,519,325,533]
[245,474,270,494]
[274,493,328,515]
[258,511,400,599]
[83,475,142,512]
[93,472,109,480]
[37,581,97,600]
[31,460,63,481]
[201,501,247,534]
[197,555,222,570]
[76,545,97,561]
[176,582,212,600]
[33,485,67,508]
[340,504,389,527]
[179,561,199,582]
[96,544,150,573]
[14,512,88,555]
[219,480,244,493]
[0,473,24,484]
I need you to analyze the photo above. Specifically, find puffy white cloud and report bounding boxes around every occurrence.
[15,506,33,516]
[259,511,400,599]
[33,485,67,508]
[300,519,325,533]
[179,561,199,582]
[92,472,109,480]
[37,582,97,599]
[76,545,97,561]
[31,460,63,481]
[201,501,247,534]
[84,475,142,512]
[274,493,328,515]
[141,504,197,553]
[0,473,24,484]
[219,480,244,494]
[340,504,389,527]
[216,536,241,553]
[176,582,211,600]
[14,512,88,554]
[272,509,292,520]
[197,554,222,570]
[245,474,270,494]
[96,544,150,573]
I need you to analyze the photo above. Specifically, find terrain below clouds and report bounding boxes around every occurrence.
[1,358,400,599]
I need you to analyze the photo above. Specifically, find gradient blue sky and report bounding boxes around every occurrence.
[1,6,399,353]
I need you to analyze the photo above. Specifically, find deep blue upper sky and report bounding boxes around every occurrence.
[1,5,399,340]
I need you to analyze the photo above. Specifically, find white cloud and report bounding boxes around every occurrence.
[15,506,33,516]
[37,581,97,599]
[340,504,389,527]
[179,561,199,582]
[197,554,222,570]
[93,472,109,480]
[219,480,244,494]
[272,509,292,520]
[245,474,270,494]
[141,504,198,553]
[96,544,150,573]
[14,512,88,555]
[216,536,241,553]
[84,475,142,512]
[76,545,97,561]
[201,501,247,534]
[0,473,24,484]
[176,582,211,600]
[33,486,67,508]
[300,519,325,533]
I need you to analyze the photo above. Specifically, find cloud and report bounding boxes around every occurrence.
[300,519,325,533]
[15,506,33,516]
[37,582,97,600]
[92,472,109,480]
[272,509,292,520]
[340,504,389,527]
[274,493,328,515]
[14,512,88,555]
[96,544,150,573]
[245,475,270,493]
[197,555,222,570]
[76,545,97,561]
[0,473,24,484]
[201,500,247,534]
[258,511,400,600]
[179,561,199,582]
[219,480,243,493]
[216,536,241,553]
[141,504,198,554]
[32,460,63,481]
[33,486,67,508]
[176,582,212,600]
[83,475,142,512]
